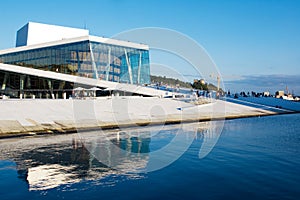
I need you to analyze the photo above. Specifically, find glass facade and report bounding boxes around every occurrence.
[0,40,150,84]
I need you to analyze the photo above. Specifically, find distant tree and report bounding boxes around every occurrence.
[192,81,208,90]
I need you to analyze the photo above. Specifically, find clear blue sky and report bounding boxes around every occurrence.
[0,0,299,94]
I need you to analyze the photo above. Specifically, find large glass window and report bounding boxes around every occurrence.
[0,40,150,85]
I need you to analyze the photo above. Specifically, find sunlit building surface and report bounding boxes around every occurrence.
[0,22,150,98]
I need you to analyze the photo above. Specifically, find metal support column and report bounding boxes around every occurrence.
[137,52,142,85]
[1,73,8,90]
[106,48,111,81]
[89,44,99,79]
[124,49,133,84]
[20,75,25,99]
[47,80,54,99]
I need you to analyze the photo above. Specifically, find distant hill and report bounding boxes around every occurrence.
[151,75,222,92]
[150,75,192,88]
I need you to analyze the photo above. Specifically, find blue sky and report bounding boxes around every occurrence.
[0,0,299,94]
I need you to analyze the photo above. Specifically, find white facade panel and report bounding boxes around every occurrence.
[16,22,89,47]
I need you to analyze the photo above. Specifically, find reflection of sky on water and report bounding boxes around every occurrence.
[0,121,222,191]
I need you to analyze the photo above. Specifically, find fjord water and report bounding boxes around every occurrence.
[0,114,300,200]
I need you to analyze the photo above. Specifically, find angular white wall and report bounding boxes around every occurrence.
[16,22,89,47]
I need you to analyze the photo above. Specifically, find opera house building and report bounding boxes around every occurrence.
[0,22,152,98]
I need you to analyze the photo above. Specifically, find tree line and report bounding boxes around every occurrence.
[151,75,222,91]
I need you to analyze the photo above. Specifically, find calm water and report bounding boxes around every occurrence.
[0,114,300,200]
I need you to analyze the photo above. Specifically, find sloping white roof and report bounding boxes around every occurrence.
[0,63,165,97]
[0,35,148,55]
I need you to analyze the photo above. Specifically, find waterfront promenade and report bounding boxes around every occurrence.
[0,97,276,138]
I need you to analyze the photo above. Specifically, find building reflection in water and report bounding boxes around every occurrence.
[0,121,223,191]
[195,121,224,159]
